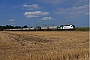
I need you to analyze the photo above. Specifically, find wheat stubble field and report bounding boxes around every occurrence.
[0,31,89,60]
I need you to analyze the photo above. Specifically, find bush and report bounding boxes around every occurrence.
[75,27,89,31]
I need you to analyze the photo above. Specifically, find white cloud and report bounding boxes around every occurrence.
[9,19,15,22]
[23,4,40,10]
[10,5,22,9]
[0,4,6,8]
[73,0,89,7]
[42,17,53,20]
[38,0,88,6]
[37,20,41,22]
[9,19,15,24]
[24,11,49,18]
[38,0,65,4]
[85,13,89,15]
[55,5,89,19]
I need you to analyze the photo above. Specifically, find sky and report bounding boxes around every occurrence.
[0,0,89,27]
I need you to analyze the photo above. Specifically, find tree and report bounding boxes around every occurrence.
[14,26,19,29]
[0,26,3,31]
[22,25,28,28]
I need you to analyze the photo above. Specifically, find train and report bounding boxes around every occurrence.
[4,24,75,31]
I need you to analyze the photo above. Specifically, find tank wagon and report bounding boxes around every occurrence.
[4,28,34,31]
[22,28,30,30]
[4,28,22,31]
[41,26,48,31]
[48,26,58,30]
[4,24,75,31]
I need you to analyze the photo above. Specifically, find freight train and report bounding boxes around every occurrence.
[4,24,75,31]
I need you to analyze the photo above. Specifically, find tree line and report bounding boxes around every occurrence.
[0,25,28,31]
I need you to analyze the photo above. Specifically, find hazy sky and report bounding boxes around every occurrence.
[0,0,89,27]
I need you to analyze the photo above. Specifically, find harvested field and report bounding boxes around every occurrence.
[0,31,89,60]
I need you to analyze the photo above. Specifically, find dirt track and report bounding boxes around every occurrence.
[0,31,89,60]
